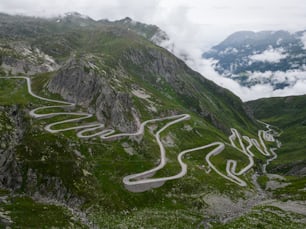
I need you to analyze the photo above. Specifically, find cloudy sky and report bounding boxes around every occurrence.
[1,0,306,100]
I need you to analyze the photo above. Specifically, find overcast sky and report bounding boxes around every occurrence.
[1,0,306,49]
[1,0,306,100]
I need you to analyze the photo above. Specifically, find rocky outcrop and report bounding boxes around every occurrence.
[0,44,59,75]
[0,105,24,190]
[125,47,181,83]
[26,168,85,208]
[0,105,85,209]
[47,57,138,132]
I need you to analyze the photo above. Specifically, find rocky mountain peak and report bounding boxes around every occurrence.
[63,12,91,19]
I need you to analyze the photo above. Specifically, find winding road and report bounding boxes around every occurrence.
[0,76,281,192]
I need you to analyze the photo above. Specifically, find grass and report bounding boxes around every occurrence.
[247,95,306,204]
[272,176,306,201]
[212,205,306,229]
[92,208,202,228]
[247,95,306,167]
[0,77,270,227]
[0,14,288,227]
[257,175,269,190]
[0,196,85,228]
[0,78,33,105]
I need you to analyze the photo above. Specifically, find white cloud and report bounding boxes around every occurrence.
[301,32,306,50]
[272,79,306,97]
[249,48,287,63]
[247,69,306,86]
[185,58,306,102]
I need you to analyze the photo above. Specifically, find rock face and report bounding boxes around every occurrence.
[0,44,59,75]
[0,105,86,211]
[26,168,84,208]
[0,106,23,190]
[47,57,138,132]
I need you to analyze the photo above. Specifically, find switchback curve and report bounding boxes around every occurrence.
[0,76,280,192]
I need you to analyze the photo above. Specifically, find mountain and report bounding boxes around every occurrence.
[0,13,305,228]
[0,12,253,133]
[202,30,306,89]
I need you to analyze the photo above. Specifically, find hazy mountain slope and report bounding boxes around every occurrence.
[202,30,306,90]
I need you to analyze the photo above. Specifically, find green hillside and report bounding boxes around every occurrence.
[0,12,304,228]
[247,95,306,169]
[247,96,306,202]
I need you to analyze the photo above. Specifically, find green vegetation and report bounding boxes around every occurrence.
[247,95,306,204]
[272,176,306,201]
[212,206,306,229]
[0,74,262,228]
[0,12,302,228]
[0,196,85,228]
[247,95,306,169]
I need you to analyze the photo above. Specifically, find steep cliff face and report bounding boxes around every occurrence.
[0,105,85,209]
[0,105,24,190]
[47,56,139,132]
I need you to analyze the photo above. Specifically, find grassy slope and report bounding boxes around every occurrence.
[0,195,85,228]
[212,205,306,229]
[247,96,306,202]
[0,66,260,228]
[0,14,291,228]
[247,95,306,166]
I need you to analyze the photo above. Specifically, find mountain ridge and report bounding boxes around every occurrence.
[202,29,306,90]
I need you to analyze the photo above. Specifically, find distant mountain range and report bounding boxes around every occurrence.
[202,30,306,89]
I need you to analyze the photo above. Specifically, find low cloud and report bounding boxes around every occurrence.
[248,68,306,85]
[301,32,306,50]
[182,57,306,102]
[249,48,287,63]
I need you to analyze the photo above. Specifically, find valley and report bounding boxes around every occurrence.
[0,76,281,191]
[0,12,305,228]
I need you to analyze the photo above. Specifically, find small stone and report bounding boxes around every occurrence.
[82,169,92,176]
[0,143,6,149]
